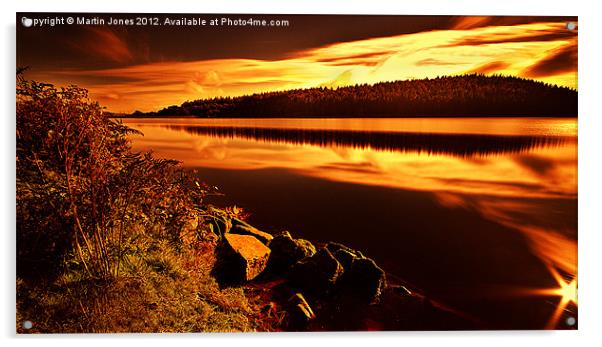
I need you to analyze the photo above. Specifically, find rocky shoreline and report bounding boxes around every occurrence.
[202,208,479,331]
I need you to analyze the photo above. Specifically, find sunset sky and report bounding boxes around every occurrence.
[17,14,577,112]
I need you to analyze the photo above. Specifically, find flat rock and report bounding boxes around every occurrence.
[223,233,271,281]
[230,223,273,245]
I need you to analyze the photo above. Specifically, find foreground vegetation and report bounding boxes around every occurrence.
[133,74,577,118]
[16,75,277,333]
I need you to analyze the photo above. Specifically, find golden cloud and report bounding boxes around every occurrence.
[43,21,577,112]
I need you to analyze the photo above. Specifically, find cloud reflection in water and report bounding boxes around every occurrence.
[124,118,577,316]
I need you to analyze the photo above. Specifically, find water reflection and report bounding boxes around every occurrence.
[122,117,577,329]
[165,125,571,158]
[124,117,577,136]
[125,121,576,201]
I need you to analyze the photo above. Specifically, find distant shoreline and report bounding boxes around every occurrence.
[120,75,578,119]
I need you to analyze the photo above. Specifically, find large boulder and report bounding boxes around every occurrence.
[325,242,365,272]
[345,257,387,303]
[332,248,356,272]
[221,233,271,282]
[267,231,316,274]
[326,242,364,258]
[289,248,344,295]
[325,242,386,302]
[229,220,273,245]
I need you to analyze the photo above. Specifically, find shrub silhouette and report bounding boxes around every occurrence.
[16,75,274,333]
[16,77,209,280]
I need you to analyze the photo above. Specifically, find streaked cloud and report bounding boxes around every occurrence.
[468,61,511,74]
[38,21,577,112]
[67,27,135,64]
[523,44,577,78]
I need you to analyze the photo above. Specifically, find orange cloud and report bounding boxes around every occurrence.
[68,27,135,64]
[523,43,577,78]
[319,70,353,88]
[44,21,577,112]
[451,16,495,30]
[468,61,510,74]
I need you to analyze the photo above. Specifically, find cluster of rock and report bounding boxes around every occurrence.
[207,213,387,325]
[280,235,387,303]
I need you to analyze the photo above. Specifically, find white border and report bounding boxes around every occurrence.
[3,1,601,346]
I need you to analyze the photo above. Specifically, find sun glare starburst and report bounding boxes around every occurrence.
[523,266,578,329]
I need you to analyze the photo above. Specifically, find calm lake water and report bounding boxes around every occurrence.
[122,117,577,329]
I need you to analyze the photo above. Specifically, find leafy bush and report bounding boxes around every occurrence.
[16,75,276,332]
[17,76,208,280]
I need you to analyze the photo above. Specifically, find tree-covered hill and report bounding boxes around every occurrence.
[132,74,577,118]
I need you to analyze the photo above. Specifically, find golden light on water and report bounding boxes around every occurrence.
[120,117,578,329]
[541,265,578,306]
[519,265,577,329]
[543,267,577,329]
[123,118,577,201]
[124,119,578,293]
[555,279,578,306]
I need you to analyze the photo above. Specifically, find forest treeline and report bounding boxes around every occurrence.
[132,75,578,118]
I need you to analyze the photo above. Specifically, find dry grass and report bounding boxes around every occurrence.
[16,240,274,333]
